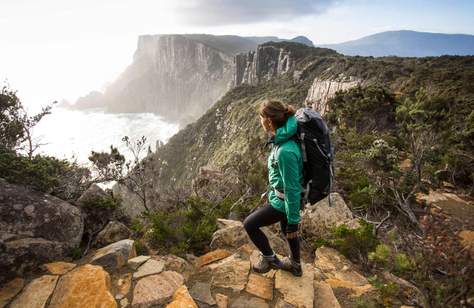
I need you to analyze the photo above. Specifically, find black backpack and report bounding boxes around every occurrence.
[293,107,334,209]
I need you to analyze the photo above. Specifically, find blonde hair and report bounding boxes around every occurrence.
[258,99,296,129]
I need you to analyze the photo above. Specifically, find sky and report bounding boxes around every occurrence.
[1,0,473,111]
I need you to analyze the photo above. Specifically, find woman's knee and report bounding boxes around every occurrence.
[243,215,255,233]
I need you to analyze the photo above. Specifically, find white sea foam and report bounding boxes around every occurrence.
[33,107,179,165]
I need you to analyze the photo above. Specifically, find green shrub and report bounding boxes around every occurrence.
[147,196,241,255]
[0,147,90,200]
[314,221,379,263]
[80,194,120,210]
[368,244,391,265]
[393,253,413,274]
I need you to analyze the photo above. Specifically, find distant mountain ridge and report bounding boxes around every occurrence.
[319,30,474,57]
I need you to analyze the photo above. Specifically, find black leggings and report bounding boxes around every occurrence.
[243,203,300,262]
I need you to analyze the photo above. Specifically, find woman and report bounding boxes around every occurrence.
[243,99,304,277]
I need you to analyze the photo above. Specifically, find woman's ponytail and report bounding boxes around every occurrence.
[258,99,296,129]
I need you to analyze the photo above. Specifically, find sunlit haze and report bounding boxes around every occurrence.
[1,0,473,110]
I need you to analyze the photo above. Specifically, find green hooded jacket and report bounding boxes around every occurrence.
[267,115,304,224]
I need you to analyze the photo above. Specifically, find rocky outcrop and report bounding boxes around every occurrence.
[301,193,360,238]
[314,246,373,298]
[0,179,84,282]
[0,235,383,308]
[305,76,361,116]
[96,221,131,247]
[234,45,292,86]
[112,182,146,221]
[416,190,474,228]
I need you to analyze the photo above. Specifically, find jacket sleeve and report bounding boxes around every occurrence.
[277,149,301,224]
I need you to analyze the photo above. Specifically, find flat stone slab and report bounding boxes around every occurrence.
[91,239,136,270]
[230,294,269,308]
[10,275,58,308]
[133,259,165,280]
[245,273,273,300]
[189,281,216,305]
[128,255,151,270]
[313,281,341,308]
[196,249,232,267]
[211,256,250,291]
[132,271,184,307]
[43,261,77,275]
[275,263,314,308]
[314,246,373,297]
[0,278,24,307]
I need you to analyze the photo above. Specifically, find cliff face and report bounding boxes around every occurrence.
[143,43,474,195]
[305,77,361,115]
[233,45,292,86]
[74,35,315,125]
[102,35,234,125]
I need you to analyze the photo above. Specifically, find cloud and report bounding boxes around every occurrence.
[175,0,340,26]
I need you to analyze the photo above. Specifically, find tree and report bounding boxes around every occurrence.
[0,85,55,157]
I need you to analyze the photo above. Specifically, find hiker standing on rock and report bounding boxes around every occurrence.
[243,99,304,277]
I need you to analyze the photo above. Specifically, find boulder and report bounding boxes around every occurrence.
[275,263,314,308]
[314,246,373,298]
[301,193,360,238]
[10,275,58,308]
[0,278,24,307]
[112,182,146,220]
[189,281,216,306]
[458,230,474,258]
[132,271,184,307]
[91,239,136,270]
[128,255,151,270]
[96,221,131,247]
[77,184,123,236]
[49,264,116,308]
[115,273,132,300]
[210,255,250,291]
[416,190,474,228]
[0,178,83,282]
[166,285,198,308]
[230,294,269,308]
[245,273,273,300]
[215,293,229,308]
[196,249,232,267]
[42,261,77,275]
[77,183,110,205]
[133,259,165,280]
[313,281,341,308]
[210,219,289,256]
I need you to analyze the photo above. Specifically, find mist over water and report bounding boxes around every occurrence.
[33,107,179,165]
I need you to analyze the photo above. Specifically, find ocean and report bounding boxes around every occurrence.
[32,107,179,165]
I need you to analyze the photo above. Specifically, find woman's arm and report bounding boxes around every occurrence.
[277,149,301,224]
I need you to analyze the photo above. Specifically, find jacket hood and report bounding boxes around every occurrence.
[273,115,298,145]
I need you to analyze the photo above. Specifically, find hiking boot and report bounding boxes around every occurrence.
[279,257,303,277]
[252,252,284,273]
